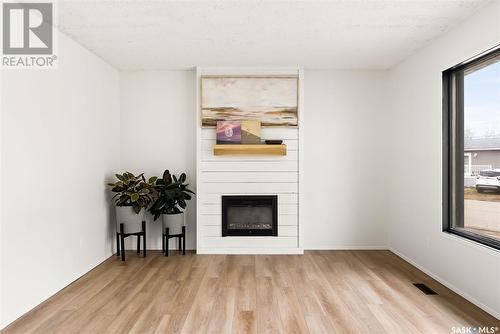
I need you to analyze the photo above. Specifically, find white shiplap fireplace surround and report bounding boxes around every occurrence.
[196,67,304,254]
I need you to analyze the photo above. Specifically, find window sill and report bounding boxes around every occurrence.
[442,229,500,253]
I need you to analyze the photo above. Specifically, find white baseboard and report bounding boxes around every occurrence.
[304,245,388,250]
[196,247,304,254]
[389,248,500,320]
[148,246,386,252]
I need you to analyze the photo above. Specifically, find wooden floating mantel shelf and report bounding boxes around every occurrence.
[213,144,287,156]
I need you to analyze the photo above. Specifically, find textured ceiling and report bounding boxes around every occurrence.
[57,0,491,70]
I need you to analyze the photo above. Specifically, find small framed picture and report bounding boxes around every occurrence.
[216,121,241,144]
[241,120,261,144]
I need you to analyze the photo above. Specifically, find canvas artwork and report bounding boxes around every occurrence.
[201,76,298,127]
[216,121,241,144]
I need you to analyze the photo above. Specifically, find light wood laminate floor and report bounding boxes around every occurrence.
[2,250,498,333]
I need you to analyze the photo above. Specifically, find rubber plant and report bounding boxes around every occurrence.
[107,172,157,213]
[149,170,195,220]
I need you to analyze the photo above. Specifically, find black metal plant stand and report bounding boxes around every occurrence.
[162,226,186,256]
[116,221,146,261]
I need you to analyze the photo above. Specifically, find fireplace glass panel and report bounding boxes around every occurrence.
[222,195,278,236]
[227,206,273,230]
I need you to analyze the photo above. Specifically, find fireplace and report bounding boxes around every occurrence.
[222,195,278,236]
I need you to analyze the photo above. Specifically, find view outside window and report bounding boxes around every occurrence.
[463,58,500,241]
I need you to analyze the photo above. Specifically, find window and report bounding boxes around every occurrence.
[443,46,500,250]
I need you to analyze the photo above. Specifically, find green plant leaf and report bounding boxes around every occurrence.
[163,170,172,184]
[131,193,139,202]
[138,188,149,195]
[148,171,195,216]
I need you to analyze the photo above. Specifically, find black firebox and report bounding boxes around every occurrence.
[222,195,278,236]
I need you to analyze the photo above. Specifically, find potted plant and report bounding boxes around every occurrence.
[108,172,157,233]
[149,170,195,235]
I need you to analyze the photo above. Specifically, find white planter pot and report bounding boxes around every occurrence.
[162,213,184,235]
[116,206,144,234]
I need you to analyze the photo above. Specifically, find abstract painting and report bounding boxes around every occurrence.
[241,120,261,144]
[201,76,298,127]
[216,121,241,144]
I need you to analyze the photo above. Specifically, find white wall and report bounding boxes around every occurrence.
[120,71,197,250]
[0,30,120,328]
[388,1,500,318]
[304,71,390,249]
[120,70,390,251]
